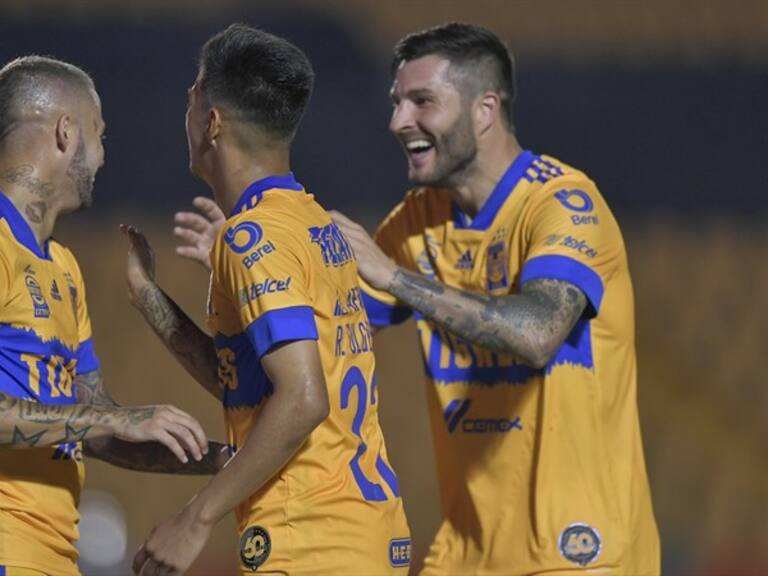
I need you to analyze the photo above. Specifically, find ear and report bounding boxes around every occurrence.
[474,92,501,136]
[206,107,223,145]
[54,114,73,153]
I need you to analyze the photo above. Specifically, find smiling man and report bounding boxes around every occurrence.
[330,23,661,575]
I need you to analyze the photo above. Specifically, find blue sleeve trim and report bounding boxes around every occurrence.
[520,255,605,315]
[245,305,319,358]
[360,289,412,327]
[76,338,100,374]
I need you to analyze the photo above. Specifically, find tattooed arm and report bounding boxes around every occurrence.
[0,383,208,464]
[331,211,587,368]
[121,225,221,400]
[388,271,586,368]
[77,370,227,474]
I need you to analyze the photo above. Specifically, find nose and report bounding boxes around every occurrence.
[389,101,415,135]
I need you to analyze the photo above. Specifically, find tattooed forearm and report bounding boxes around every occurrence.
[74,369,118,406]
[388,269,588,368]
[84,438,226,475]
[0,390,113,448]
[135,283,221,399]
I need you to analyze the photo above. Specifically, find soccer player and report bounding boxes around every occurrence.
[127,24,410,575]
[330,23,661,575]
[0,56,219,576]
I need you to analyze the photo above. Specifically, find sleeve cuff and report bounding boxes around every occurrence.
[361,289,412,327]
[246,305,319,358]
[520,255,605,316]
[75,338,100,374]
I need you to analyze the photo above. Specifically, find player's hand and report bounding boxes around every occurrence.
[120,224,155,307]
[133,504,213,576]
[174,196,225,271]
[111,405,209,464]
[329,210,398,291]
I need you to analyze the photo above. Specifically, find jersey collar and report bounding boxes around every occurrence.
[230,172,305,217]
[452,149,535,231]
[0,190,51,260]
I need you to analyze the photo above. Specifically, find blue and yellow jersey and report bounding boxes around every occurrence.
[207,174,410,575]
[0,192,100,576]
[363,151,660,575]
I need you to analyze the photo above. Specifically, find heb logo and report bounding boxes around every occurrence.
[389,538,411,567]
[239,277,292,306]
[443,399,523,434]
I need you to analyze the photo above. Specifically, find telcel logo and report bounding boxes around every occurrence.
[239,277,292,306]
[443,399,523,434]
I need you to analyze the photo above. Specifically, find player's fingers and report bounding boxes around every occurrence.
[164,407,209,454]
[175,245,203,259]
[328,210,351,225]
[153,429,189,464]
[174,211,212,234]
[192,196,225,221]
[173,226,204,246]
[165,421,204,461]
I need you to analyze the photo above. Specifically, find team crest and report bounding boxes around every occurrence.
[486,241,509,293]
[240,525,271,571]
[559,523,602,566]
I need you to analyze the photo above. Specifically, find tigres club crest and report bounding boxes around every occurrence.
[559,523,602,566]
[486,241,509,293]
[239,525,271,571]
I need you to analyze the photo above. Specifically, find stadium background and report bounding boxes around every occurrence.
[1,1,766,574]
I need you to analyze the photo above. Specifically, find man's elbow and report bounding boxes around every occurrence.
[293,389,330,434]
[520,334,561,370]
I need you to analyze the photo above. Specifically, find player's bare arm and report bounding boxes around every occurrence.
[133,339,330,575]
[0,385,208,464]
[332,210,587,368]
[76,370,228,474]
[121,224,221,400]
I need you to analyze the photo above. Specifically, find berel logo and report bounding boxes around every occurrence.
[555,189,593,213]
[443,399,523,434]
[225,221,263,254]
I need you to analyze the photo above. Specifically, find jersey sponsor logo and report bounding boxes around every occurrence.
[442,398,523,434]
[24,273,50,318]
[389,538,412,567]
[238,277,292,306]
[555,189,600,225]
[308,222,354,267]
[225,221,263,254]
[559,523,602,566]
[555,189,594,213]
[454,249,474,270]
[544,234,598,258]
[486,241,509,292]
[225,222,278,269]
[239,525,271,571]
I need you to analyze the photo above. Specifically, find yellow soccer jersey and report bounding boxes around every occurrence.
[362,151,660,575]
[207,174,411,575]
[0,192,100,576]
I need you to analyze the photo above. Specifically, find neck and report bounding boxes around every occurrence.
[206,145,291,216]
[0,163,62,247]
[450,132,522,218]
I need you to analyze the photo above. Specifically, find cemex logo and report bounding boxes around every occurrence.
[443,399,523,434]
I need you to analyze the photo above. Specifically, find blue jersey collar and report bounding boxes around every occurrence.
[230,172,305,217]
[453,150,535,231]
[0,190,51,259]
